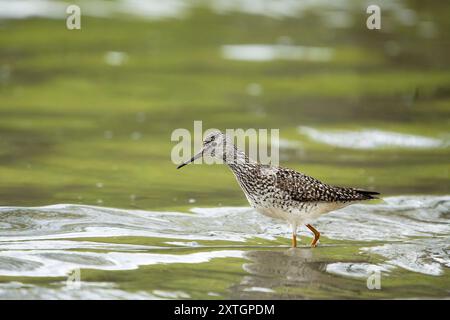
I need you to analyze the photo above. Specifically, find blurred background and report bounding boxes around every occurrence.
[0,0,449,210]
[0,0,449,300]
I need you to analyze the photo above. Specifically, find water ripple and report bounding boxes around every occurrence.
[0,195,449,278]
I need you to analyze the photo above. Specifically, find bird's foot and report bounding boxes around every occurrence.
[306,224,320,248]
[310,240,319,248]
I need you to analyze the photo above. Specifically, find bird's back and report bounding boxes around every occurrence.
[273,166,379,203]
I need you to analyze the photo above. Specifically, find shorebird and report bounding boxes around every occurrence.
[177,131,379,248]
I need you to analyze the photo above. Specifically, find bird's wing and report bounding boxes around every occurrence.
[274,167,379,202]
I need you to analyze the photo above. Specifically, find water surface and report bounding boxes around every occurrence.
[0,0,449,299]
[0,196,449,299]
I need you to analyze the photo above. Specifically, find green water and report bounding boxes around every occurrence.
[0,0,449,299]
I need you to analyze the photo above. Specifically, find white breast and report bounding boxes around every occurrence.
[255,202,350,226]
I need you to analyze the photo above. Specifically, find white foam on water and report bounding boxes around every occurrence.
[152,289,190,299]
[243,286,275,293]
[1,196,449,242]
[165,241,200,247]
[0,249,244,277]
[326,262,393,279]
[318,196,450,241]
[362,238,450,276]
[0,195,449,278]
[0,281,158,300]
[0,0,67,19]
[104,51,128,66]
[298,126,448,149]
[0,240,153,251]
[221,44,334,62]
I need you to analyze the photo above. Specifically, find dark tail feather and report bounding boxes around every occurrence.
[356,189,380,200]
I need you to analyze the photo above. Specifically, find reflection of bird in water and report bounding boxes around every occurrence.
[177,131,379,247]
[230,249,375,299]
[244,249,325,282]
[229,249,329,299]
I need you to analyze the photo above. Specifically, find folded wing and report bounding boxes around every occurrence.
[275,167,379,203]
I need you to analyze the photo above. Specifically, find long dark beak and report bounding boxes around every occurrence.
[177,149,203,169]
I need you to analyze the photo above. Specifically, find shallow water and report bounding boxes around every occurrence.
[0,196,449,299]
[0,0,449,299]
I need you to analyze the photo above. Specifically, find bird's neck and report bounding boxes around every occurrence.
[223,147,260,206]
[224,147,257,171]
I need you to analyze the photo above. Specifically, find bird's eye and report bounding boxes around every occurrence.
[205,136,216,144]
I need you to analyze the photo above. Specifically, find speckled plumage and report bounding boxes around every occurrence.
[228,161,378,224]
[178,130,379,247]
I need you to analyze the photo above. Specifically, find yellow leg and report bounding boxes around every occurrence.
[306,224,320,247]
[291,233,297,248]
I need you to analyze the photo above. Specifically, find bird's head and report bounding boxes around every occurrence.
[177,130,234,169]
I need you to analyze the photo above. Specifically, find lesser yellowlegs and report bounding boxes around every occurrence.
[177,131,379,247]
